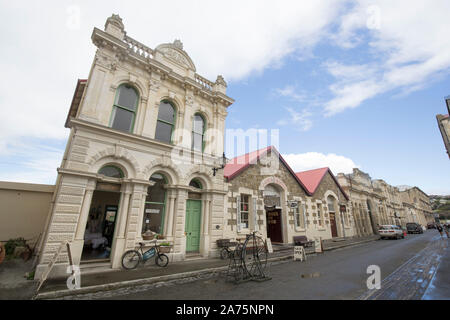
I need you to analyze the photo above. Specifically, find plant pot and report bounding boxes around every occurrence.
[142,234,154,240]
[158,245,172,253]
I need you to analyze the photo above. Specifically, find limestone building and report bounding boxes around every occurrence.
[337,168,433,235]
[223,147,355,244]
[436,96,450,159]
[36,15,233,278]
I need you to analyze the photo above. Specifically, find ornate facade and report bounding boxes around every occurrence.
[36,15,233,278]
[337,168,433,236]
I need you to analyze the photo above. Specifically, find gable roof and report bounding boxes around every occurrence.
[224,146,311,195]
[296,167,349,200]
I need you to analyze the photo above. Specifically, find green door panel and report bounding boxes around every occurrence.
[185,199,202,252]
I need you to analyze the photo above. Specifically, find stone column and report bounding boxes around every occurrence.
[110,184,132,268]
[72,180,96,265]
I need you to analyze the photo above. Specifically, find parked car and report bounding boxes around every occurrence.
[427,223,436,229]
[379,225,404,240]
[406,222,423,234]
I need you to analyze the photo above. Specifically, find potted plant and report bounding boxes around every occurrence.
[158,242,172,253]
[142,230,155,240]
[156,234,166,240]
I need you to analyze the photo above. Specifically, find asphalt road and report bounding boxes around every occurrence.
[93,230,445,300]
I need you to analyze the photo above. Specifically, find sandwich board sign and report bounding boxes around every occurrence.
[294,246,306,261]
[314,237,323,253]
[266,238,273,253]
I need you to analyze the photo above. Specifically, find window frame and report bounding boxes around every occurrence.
[98,165,124,178]
[143,173,168,235]
[109,84,139,133]
[239,194,250,230]
[192,113,206,152]
[155,100,176,144]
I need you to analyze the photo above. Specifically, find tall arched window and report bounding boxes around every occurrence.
[155,101,175,143]
[98,165,124,178]
[143,173,167,234]
[327,196,336,213]
[110,84,138,133]
[192,113,205,152]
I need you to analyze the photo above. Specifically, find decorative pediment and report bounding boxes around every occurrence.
[155,40,196,71]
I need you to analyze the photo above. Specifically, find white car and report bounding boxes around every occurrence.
[379,225,404,240]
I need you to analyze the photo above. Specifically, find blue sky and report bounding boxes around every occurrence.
[0,1,449,195]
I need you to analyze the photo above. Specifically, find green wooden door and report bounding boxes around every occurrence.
[185,199,202,252]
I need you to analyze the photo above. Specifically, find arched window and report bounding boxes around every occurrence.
[192,113,205,152]
[189,179,202,189]
[327,196,336,212]
[98,165,124,178]
[143,173,167,234]
[155,101,175,143]
[110,84,138,133]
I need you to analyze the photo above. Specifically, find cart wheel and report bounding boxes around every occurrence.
[220,248,229,260]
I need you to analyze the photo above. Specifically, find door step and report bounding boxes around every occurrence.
[79,261,112,274]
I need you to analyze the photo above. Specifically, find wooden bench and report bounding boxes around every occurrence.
[293,236,315,253]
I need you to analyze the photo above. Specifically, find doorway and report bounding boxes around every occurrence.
[266,209,283,243]
[81,189,120,262]
[329,213,338,237]
[185,199,202,253]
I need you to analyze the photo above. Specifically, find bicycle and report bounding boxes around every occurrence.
[241,231,268,276]
[121,240,169,270]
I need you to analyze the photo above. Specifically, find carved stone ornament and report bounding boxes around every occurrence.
[185,95,194,106]
[160,47,189,68]
[105,14,124,31]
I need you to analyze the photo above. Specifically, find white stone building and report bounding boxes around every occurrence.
[35,15,234,278]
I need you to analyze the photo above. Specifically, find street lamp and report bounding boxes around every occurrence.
[212,152,227,176]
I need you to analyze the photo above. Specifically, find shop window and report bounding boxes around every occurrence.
[143,173,167,234]
[192,113,205,152]
[98,165,124,178]
[155,101,175,143]
[110,84,138,133]
[239,194,250,229]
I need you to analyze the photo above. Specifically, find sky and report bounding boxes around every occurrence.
[0,0,449,195]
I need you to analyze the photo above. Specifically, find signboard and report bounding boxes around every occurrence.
[145,208,160,214]
[266,238,273,253]
[314,237,323,253]
[96,182,121,192]
[264,196,280,207]
[294,246,306,261]
[288,201,298,209]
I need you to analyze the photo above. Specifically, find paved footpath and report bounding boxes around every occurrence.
[45,231,447,300]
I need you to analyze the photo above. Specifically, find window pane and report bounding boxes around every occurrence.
[189,179,202,189]
[142,203,164,234]
[157,102,175,123]
[155,121,173,143]
[192,133,203,151]
[147,174,166,203]
[117,86,138,111]
[193,115,204,134]
[111,107,134,132]
[98,166,123,178]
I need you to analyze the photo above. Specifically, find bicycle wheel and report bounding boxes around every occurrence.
[155,253,169,267]
[122,250,141,270]
[242,234,268,276]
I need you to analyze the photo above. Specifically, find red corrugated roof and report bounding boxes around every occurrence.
[224,146,272,181]
[296,167,349,200]
[295,167,329,194]
[224,146,311,195]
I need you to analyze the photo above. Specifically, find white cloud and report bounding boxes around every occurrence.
[325,0,450,115]
[283,152,359,174]
[277,107,313,131]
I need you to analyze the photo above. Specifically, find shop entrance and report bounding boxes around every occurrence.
[330,213,338,237]
[266,209,283,243]
[185,199,202,253]
[81,187,121,262]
